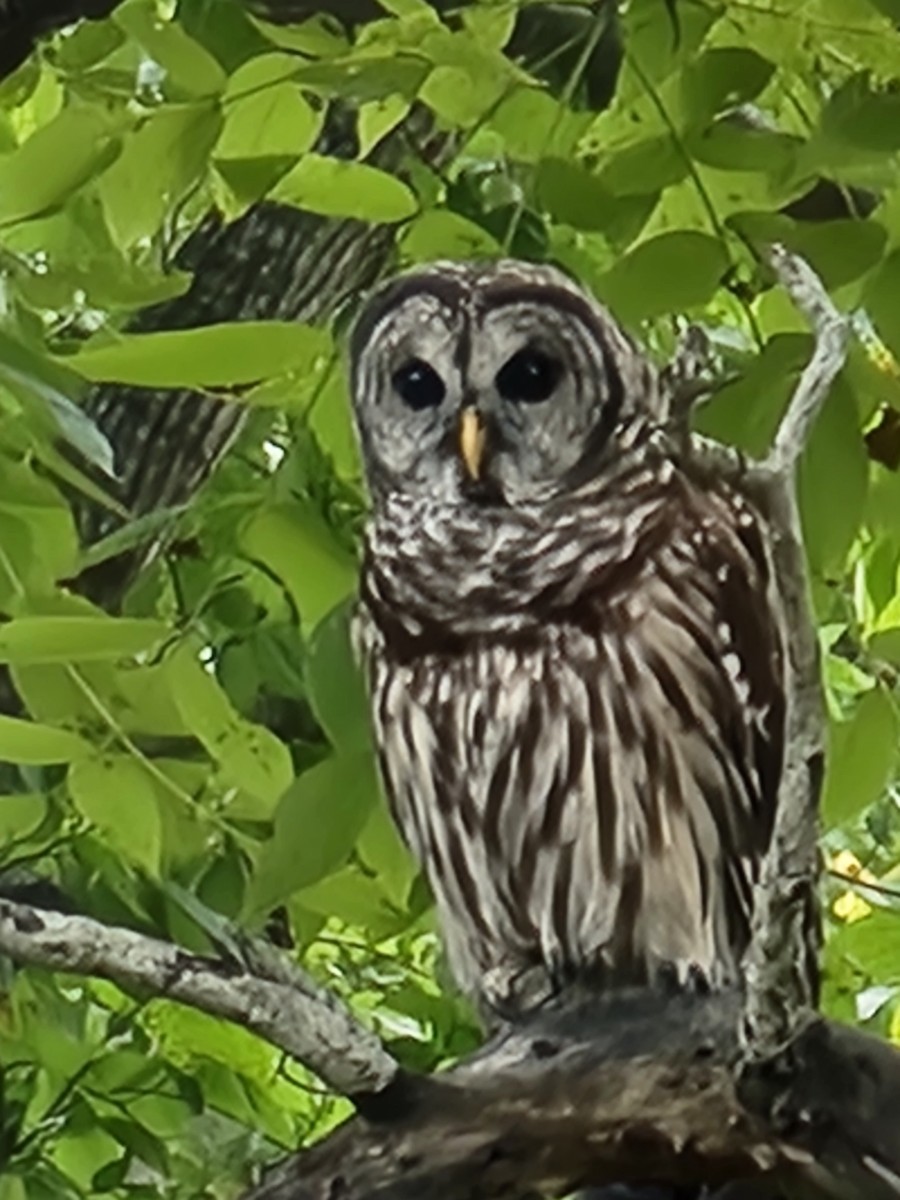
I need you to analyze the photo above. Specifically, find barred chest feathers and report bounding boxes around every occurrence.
[353,459,784,1017]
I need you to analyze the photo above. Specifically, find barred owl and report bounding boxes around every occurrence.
[350,261,785,1019]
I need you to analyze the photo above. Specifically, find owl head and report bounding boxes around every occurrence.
[348,260,663,506]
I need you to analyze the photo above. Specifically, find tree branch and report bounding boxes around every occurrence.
[4,892,900,1200]
[242,989,900,1200]
[0,897,400,1100]
[739,246,851,1055]
[763,245,851,479]
[246,988,779,1200]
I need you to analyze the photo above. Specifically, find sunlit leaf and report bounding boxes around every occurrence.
[0,107,122,228]
[165,642,293,806]
[0,616,167,664]
[241,502,356,631]
[63,323,329,388]
[823,686,899,827]
[0,714,89,765]
[245,750,378,914]
[596,230,729,324]
[69,755,163,875]
[270,154,418,222]
[305,601,370,750]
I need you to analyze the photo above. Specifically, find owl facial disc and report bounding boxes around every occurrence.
[349,260,663,506]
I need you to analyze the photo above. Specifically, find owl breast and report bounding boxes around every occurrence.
[354,461,784,1017]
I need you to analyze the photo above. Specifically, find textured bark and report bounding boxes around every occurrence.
[243,990,900,1200]
[75,107,445,608]
[0,896,400,1098]
[245,988,775,1200]
[0,0,121,78]
[3,888,900,1200]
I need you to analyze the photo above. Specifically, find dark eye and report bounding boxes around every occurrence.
[391,358,445,411]
[495,348,563,403]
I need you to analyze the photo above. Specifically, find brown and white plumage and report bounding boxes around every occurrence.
[349,261,785,1018]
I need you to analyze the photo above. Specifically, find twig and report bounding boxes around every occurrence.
[762,245,851,478]
[828,870,900,903]
[0,898,400,1099]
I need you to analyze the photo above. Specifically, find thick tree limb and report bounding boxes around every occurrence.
[244,989,900,1200]
[0,897,399,1099]
[3,889,900,1200]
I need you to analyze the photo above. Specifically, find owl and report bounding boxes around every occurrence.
[349,260,785,1020]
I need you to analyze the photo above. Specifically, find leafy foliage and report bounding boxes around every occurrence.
[1,0,900,1195]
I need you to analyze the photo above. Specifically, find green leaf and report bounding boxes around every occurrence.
[305,601,370,750]
[829,910,900,984]
[0,461,78,594]
[0,616,167,664]
[296,863,408,936]
[63,322,329,388]
[99,103,223,248]
[291,56,428,103]
[489,89,586,162]
[0,715,89,765]
[419,64,504,127]
[819,72,900,154]
[100,1116,169,1174]
[356,798,416,909]
[0,330,113,474]
[869,0,900,18]
[242,502,356,631]
[165,643,293,806]
[692,125,798,172]
[245,750,377,914]
[0,107,122,228]
[822,686,899,827]
[865,249,900,363]
[599,137,688,197]
[799,380,868,574]
[535,157,656,241]
[680,48,775,125]
[115,1,227,98]
[270,154,418,222]
[596,231,729,324]
[91,1156,129,1193]
[695,334,809,456]
[401,210,500,262]
[0,793,48,840]
[869,593,900,666]
[217,54,320,160]
[69,756,163,875]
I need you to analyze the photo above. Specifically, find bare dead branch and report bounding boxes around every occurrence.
[739,246,851,1055]
[763,244,851,479]
[0,898,400,1098]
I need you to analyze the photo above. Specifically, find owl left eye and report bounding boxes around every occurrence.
[391,358,446,411]
[495,348,563,404]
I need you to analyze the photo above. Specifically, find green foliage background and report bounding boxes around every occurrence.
[1,0,900,1195]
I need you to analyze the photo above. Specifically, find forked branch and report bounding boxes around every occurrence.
[0,897,400,1100]
[740,246,850,1056]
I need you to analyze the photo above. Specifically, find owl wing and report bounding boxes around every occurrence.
[588,475,786,977]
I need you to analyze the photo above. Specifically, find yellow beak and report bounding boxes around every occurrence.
[458,406,486,481]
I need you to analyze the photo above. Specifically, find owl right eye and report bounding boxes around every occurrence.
[391,359,446,411]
